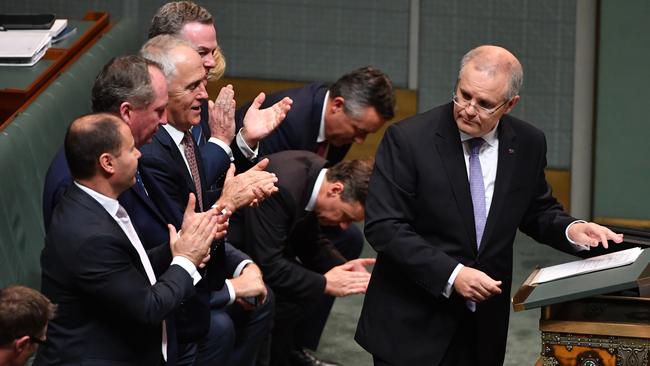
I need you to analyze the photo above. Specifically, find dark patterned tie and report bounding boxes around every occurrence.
[182,132,204,211]
[468,138,486,249]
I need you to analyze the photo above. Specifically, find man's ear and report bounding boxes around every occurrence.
[119,102,133,124]
[13,336,30,353]
[330,96,345,113]
[503,95,520,114]
[328,181,344,196]
[98,152,115,175]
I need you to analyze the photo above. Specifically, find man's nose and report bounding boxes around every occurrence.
[197,82,209,100]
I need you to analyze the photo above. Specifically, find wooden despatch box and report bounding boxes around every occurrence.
[514,247,650,366]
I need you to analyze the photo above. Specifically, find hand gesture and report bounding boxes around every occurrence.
[209,84,236,144]
[453,266,502,302]
[241,92,293,148]
[567,222,624,249]
[323,261,373,297]
[169,194,218,267]
[216,159,279,211]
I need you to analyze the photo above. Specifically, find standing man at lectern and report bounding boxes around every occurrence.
[355,45,623,366]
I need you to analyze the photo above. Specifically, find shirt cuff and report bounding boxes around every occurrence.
[171,256,202,285]
[208,137,235,162]
[566,220,590,251]
[236,128,258,161]
[233,259,254,278]
[224,279,236,305]
[443,263,464,298]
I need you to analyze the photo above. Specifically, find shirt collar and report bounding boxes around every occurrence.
[74,181,120,217]
[459,120,500,147]
[305,168,327,211]
[317,91,329,143]
[163,123,187,147]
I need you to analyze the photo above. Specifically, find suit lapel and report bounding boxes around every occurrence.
[68,185,148,275]
[479,119,517,254]
[156,128,199,199]
[433,112,477,253]
[132,166,167,225]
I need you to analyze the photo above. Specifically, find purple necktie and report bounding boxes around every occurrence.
[469,138,486,249]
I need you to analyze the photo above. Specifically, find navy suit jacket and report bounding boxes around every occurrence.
[355,103,579,365]
[139,126,250,297]
[44,148,174,256]
[232,83,351,172]
[35,184,194,366]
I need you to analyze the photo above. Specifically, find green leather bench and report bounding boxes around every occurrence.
[0,19,140,288]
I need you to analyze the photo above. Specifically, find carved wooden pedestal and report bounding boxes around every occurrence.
[539,296,650,366]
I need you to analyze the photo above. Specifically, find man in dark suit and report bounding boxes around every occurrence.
[140,35,278,366]
[233,66,395,171]
[354,45,624,366]
[36,113,219,366]
[228,150,376,366]
[231,66,396,362]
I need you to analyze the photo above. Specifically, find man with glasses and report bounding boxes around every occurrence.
[355,45,623,366]
[0,286,55,366]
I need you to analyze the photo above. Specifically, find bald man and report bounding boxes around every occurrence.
[355,45,623,366]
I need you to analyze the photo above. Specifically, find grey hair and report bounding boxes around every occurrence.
[140,34,195,81]
[459,46,524,100]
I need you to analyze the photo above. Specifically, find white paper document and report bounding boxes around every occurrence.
[532,247,643,285]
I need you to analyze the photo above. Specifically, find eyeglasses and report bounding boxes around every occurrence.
[452,93,510,116]
[29,335,46,345]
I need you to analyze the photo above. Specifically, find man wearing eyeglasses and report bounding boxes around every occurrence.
[355,45,623,366]
[0,286,56,366]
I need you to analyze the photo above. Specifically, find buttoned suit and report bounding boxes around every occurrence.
[355,102,579,366]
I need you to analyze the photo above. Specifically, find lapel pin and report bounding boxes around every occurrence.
[508,148,515,154]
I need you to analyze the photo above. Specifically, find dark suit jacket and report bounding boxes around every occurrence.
[228,151,346,303]
[232,83,351,172]
[41,146,223,345]
[35,184,195,366]
[355,103,578,366]
[43,148,173,268]
[139,126,250,294]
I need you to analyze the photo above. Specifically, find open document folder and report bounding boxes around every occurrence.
[531,247,643,285]
[512,247,650,311]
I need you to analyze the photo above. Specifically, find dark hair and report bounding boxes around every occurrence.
[148,1,213,39]
[329,66,395,121]
[0,286,56,346]
[92,55,162,114]
[65,114,124,180]
[325,158,374,205]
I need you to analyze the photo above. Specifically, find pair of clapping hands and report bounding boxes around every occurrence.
[208,84,293,149]
[168,157,280,269]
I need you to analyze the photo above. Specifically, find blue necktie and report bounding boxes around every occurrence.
[192,125,204,147]
[134,170,148,197]
[469,138,486,249]
[466,138,486,312]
